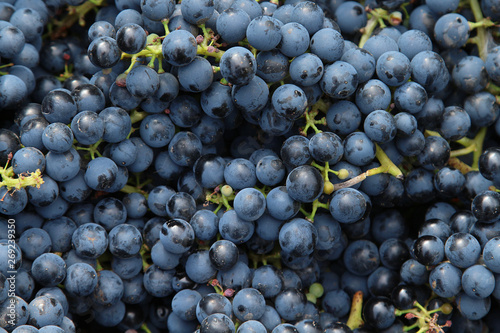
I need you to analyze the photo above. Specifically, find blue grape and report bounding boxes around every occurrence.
[196,293,233,323]
[31,252,66,287]
[172,289,202,321]
[320,60,358,99]
[410,51,449,93]
[434,13,469,49]
[71,111,104,145]
[376,51,410,87]
[310,28,343,63]
[219,210,255,244]
[246,16,282,51]
[334,1,367,35]
[274,288,307,321]
[256,49,289,83]
[341,47,375,83]
[286,165,323,203]
[139,113,175,148]
[397,29,432,60]
[178,56,214,93]
[355,79,391,115]
[71,223,108,259]
[364,110,397,143]
[279,218,318,256]
[325,100,362,136]
[162,30,197,66]
[279,22,309,58]
[429,262,462,298]
[220,46,256,86]
[394,81,428,114]
[343,239,380,276]
[272,84,307,120]
[456,292,491,320]
[343,132,376,166]
[483,237,500,273]
[27,296,64,328]
[438,106,471,141]
[65,262,97,297]
[452,56,488,93]
[88,20,116,41]
[181,0,214,25]
[289,53,324,87]
[216,8,251,43]
[88,36,121,69]
[185,250,217,284]
[462,264,495,299]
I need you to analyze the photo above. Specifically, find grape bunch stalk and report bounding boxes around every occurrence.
[2,0,500,332]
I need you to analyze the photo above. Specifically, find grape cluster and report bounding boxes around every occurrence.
[1,0,500,332]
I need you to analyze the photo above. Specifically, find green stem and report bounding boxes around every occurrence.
[141,323,152,333]
[450,144,477,157]
[331,145,403,191]
[469,0,489,60]
[130,109,148,124]
[0,168,44,190]
[162,19,170,35]
[301,199,329,222]
[346,291,364,330]
[471,127,487,169]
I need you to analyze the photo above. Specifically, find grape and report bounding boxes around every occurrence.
[220,46,256,86]
[246,16,282,51]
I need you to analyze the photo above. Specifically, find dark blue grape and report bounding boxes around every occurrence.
[325,100,362,136]
[320,61,358,99]
[0,25,25,59]
[162,30,197,67]
[343,132,376,166]
[334,1,367,35]
[355,79,391,115]
[256,49,289,83]
[168,131,202,167]
[185,250,217,284]
[27,296,64,328]
[363,110,397,143]
[279,218,318,256]
[429,262,462,299]
[143,265,174,298]
[64,262,98,297]
[71,111,104,144]
[343,240,380,276]
[181,0,214,25]
[246,16,282,51]
[219,210,255,244]
[272,84,307,120]
[438,106,471,141]
[178,56,214,93]
[434,13,469,49]
[88,20,116,41]
[410,51,449,93]
[310,28,343,63]
[289,53,324,87]
[71,223,108,259]
[286,165,323,203]
[216,7,250,43]
[196,293,233,323]
[220,46,257,86]
[341,47,375,83]
[139,113,175,148]
[274,288,306,322]
[88,36,121,69]
[376,51,410,87]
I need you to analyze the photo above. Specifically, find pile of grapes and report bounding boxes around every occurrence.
[2,0,500,331]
